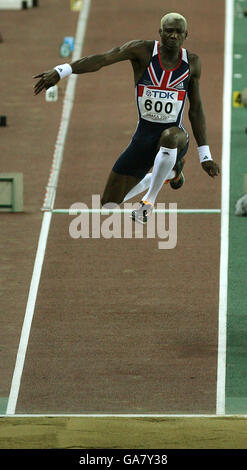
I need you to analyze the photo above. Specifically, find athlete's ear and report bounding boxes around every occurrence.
[185,31,188,39]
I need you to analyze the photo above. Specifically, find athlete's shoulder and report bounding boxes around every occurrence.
[121,39,154,58]
[186,51,201,77]
[187,51,200,64]
[125,39,154,49]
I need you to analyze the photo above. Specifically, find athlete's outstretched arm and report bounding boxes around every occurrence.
[187,54,208,145]
[71,40,147,72]
[188,53,220,177]
[33,40,148,95]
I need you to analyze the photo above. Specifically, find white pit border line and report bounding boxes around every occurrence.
[1,413,247,418]
[6,0,92,415]
[216,0,233,416]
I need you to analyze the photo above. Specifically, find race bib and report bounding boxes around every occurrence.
[139,86,179,123]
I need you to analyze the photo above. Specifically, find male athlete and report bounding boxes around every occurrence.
[33,12,220,224]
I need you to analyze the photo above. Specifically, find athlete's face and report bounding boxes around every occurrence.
[159,19,187,50]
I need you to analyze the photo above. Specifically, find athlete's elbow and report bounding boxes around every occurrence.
[188,108,196,123]
[189,104,204,122]
[71,55,104,73]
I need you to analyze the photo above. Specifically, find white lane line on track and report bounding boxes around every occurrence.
[216,0,234,416]
[42,0,91,211]
[6,0,92,415]
[6,212,52,415]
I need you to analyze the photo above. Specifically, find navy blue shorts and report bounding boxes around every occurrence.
[112,119,189,180]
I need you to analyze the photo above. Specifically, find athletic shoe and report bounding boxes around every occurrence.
[170,171,185,189]
[131,200,153,224]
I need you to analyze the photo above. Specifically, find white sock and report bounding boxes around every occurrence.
[143,146,177,205]
[123,167,176,203]
[123,173,152,202]
[168,169,176,180]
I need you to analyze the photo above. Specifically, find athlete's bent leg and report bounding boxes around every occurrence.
[124,165,180,202]
[101,171,142,206]
[143,127,188,205]
[161,127,188,183]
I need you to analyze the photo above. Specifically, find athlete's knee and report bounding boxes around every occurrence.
[159,128,180,149]
[100,195,107,206]
[101,184,115,206]
[101,171,121,206]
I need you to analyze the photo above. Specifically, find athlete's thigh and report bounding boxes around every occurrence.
[102,129,155,204]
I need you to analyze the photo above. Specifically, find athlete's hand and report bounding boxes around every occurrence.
[33,69,60,95]
[201,160,220,178]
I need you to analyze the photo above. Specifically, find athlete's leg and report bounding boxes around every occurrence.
[124,128,187,203]
[101,171,142,206]
[131,127,188,223]
[123,173,152,202]
[123,164,178,202]
[102,168,175,206]
[142,127,188,205]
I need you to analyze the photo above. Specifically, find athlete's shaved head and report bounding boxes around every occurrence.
[160,12,187,31]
